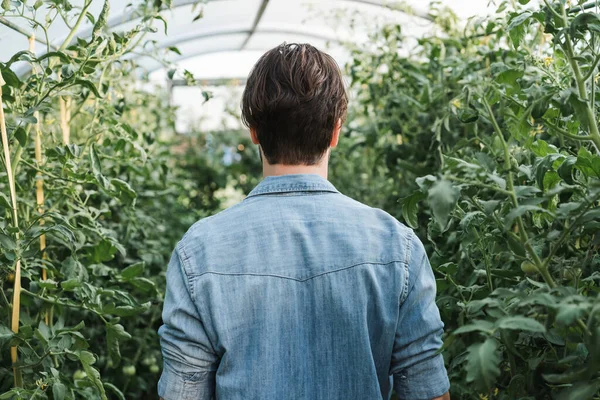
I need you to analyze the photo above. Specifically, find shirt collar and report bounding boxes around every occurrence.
[246,174,339,198]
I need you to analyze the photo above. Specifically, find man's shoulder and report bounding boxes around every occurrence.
[336,193,413,235]
[179,200,248,244]
[176,191,416,268]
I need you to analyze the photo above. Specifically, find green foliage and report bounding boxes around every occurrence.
[0,1,258,399]
[337,1,600,398]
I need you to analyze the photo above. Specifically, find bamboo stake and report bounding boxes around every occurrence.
[0,57,23,388]
[59,95,71,145]
[29,36,49,325]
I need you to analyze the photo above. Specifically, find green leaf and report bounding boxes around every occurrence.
[0,324,14,348]
[507,11,532,48]
[104,382,126,400]
[89,144,108,188]
[52,382,67,400]
[111,178,137,203]
[61,279,81,291]
[106,323,131,367]
[92,0,110,38]
[79,351,107,400]
[167,46,182,55]
[1,67,21,88]
[555,303,589,326]
[13,127,27,147]
[427,179,459,232]
[555,379,600,400]
[74,79,102,98]
[89,145,101,175]
[131,277,156,293]
[121,262,145,279]
[399,191,425,229]
[36,51,71,64]
[504,205,553,229]
[571,12,600,35]
[39,279,58,289]
[466,338,501,392]
[495,316,546,332]
[453,320,495,335]
[192,8,203,21]
[507,234,527,257]
[103,302,151,317]
[154,15,168,34]
[457,108,479,123]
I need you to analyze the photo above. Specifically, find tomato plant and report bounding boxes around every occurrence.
[338,1,600,399]
[0,1,260,399]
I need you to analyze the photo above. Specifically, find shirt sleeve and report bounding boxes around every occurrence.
[390,232,450,400]
[158,247,219,400]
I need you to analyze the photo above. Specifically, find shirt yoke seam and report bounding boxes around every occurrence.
[186,259,408,282]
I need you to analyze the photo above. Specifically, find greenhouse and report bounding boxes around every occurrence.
[0,0,599,399]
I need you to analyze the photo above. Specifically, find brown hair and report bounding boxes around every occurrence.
[241,43,348,165]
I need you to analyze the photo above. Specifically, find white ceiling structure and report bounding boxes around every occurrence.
[0,0,541,78]
[1,0,541,131]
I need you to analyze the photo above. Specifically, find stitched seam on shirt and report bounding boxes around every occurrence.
[250,183,337,194]
[246,190,338,199]
[400,230,413,304]
[188,260,407,281]
[175,241,195,297]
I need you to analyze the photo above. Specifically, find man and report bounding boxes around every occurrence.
[158,43,450,400]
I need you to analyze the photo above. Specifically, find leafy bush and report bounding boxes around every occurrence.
[337,1,600,399]
[0,2,259,399]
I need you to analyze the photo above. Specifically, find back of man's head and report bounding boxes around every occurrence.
[241,43,348,166]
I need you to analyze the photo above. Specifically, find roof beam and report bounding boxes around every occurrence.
[0,17,58,51]
[239,0,270,50]
[135,27,342,55]
[345,0,433,22]
[136,28,343,73]
[171,77,246,86]
[76,0,431,41]
[76,0,228,38]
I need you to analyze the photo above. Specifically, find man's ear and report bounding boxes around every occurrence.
[330,119,342,148]
[250,128,259,145]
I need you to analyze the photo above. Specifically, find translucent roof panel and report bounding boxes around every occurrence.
[136,33,250,73]
[2,0,542,73]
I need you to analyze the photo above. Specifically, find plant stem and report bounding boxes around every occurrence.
[542,118,593,141]
[482,95,557,288]
[560,4,600,152]
[21,288,103,317]
[58,1,93,52]
[542,193,600,270]
[447,174,512,195]
[28,35,50,327]
[0,67,24,389]
[19,159,86,184]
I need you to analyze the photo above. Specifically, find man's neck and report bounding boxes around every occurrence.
[262,163,328,179]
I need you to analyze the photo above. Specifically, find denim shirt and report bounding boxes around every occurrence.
[158,174,449,400]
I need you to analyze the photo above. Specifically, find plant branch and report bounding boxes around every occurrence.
[559,4,600,152]
[481,94,557,288]
[58,1,94,52]
[542,118,593,141]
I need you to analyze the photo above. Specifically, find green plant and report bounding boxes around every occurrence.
[0,1,258,398]
[340,1,600,399]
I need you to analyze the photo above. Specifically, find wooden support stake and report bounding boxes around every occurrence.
[0,55,23,389]
[59,95,71,145]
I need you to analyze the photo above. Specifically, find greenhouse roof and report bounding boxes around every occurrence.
[0,0,538,80]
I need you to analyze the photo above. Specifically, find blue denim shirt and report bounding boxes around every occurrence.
[158,174,449,400]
